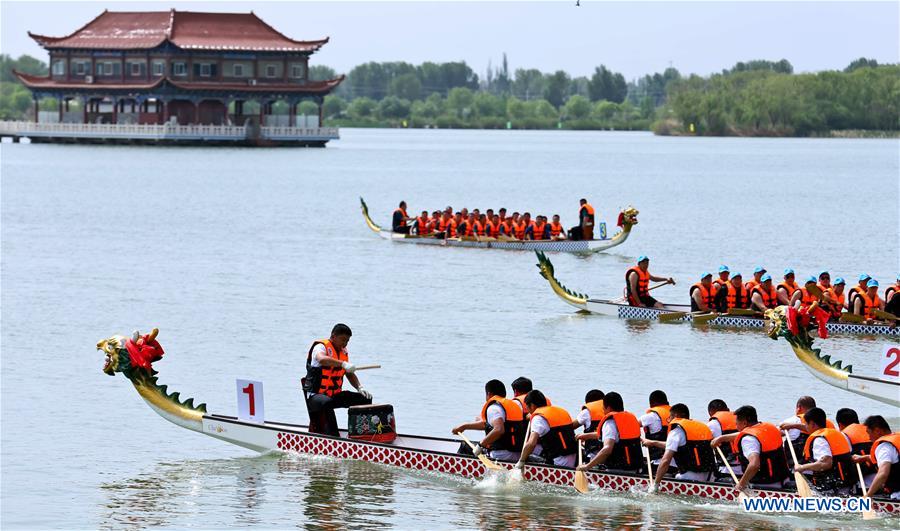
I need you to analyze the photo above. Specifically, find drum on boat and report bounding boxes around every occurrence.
[348,404,397,443]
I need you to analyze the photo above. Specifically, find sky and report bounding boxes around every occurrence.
[2,1,897,80]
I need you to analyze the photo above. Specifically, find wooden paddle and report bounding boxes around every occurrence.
[784,430,814,497]
[691,312,720,325]
[574,440,589,493]
[355,364,381,371]
[659,310,706,322]
[856,462,877,520]
[874,309,898,322]
[457,432,504,472]
[612,281,674,304]
[806,284,825,301]
[840,313,866,324]
[716,446,752,502]
[727,308,764,317]
[641,442,655,492]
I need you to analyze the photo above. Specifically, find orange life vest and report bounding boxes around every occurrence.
[549,222,563,237]
[868,433,900,493]
[842,423,872,454]
[669,418,715,472]
[513,221,528,240]
[305,339,347,397]
[532,406,577,460]
[797,287,818,307]
[446,219,458,238]
[710,411,738,434]
[690,283,715,311]
[825,288,845,317]
[744,279,760,292]
[778,281,799,300]
[626,267,651,306]
[735,422,789,484]
[485,221,499,237]
[886,284,899,303]
[531,221,547,240]
[802,427,853,487]
[725,283,749,310]
[597,411,643,470]
[857,292,881,319]
[848,286,866,307]
[500,220,513,236]
[480,396,526,452]
[751,284,779,309]
[580,203,595,218]
[394,208,408,220]
[713,278,729,291]
[582,400,605,432]
[416,216,430,234]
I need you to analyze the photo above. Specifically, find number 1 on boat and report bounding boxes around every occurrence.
[236,379,265,423]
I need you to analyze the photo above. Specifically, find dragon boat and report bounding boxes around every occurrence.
[361,198,639,254]
[536,252,900,338]
[765,307,900,407]
[99,330,900,514]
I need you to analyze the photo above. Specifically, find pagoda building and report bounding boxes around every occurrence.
[14,10,343,131]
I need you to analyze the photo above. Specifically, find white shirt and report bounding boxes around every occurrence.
[707,419,722,439]
[640,412,664,436]
[531,416,577,468]
[810,437,832,460]
[874,442,900,500]
[740,434,783,488]
[576,408,593,431]
[601,419,620,443]
[782,415,803,441]
[664,426,709,481]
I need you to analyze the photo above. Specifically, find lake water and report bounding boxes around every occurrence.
[1,129,898,529]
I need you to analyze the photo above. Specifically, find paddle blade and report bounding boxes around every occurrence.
[658,311,687,322]
[692,312,719,325]
[574,471,589,493]
[874,309,898,321]
[839,313,865,323]
[478,454,503,471]
[794,471,814,497]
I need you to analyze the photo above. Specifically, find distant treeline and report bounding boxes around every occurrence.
[2,53,897,136]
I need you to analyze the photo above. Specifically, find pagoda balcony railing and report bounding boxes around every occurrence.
[0,120,339,141]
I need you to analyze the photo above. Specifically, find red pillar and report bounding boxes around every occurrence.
[318,101,324,128]
[289,102,296,127]
[83,99,88,124]
[259,100,265,126]
[33,99,39,122]
[193,101,198,124]
[111,98,118,124]
[58,98,63,122]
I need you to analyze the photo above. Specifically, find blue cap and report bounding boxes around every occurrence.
[784,268,795,276]
[868,279,879,288]
[761,273,772,282]
[754,266,766,274]
[819,270,829,278]
[859,273,870,281]
[701,271,712,280]
[718,265,730,273]
[805,276,817,284]
[834,277,845,285]
[732,272,743,278]
[638,255,649,263]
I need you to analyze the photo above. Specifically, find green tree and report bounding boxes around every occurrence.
[389,73,422,101]
[543,70,571,108]
[563,94,591,120]
[376,96,411,119]
[473,92,505,117]
[308,65,336,80]
[512,68,545,100]
[446,87,475,118]
[347,97,377,119]
[322,95,347,119]
[844,58,879,73]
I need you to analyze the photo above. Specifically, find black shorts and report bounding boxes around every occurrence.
[640,295,658,306]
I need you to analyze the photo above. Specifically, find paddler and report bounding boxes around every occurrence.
[779,395,835,464]
[749,273,778,312]
[690,272,716,312]
[451,379,525,462]
[715,272,749,312]
[790,276,830,338]
[304,324,373,436]
[644,403,715,491]
[515,390,578,469]
[836,408,874,474]
[549,214,566,240]
[847,274,870,311]
[713,265,730,291]
[711,405,790,492]
[642,389,671,460]
[498,208,507,224]
[853,415,900,500]
[514,213,532,240]
[576,392,644,473]
[885,275,900,305]
[392,201,411,234]
[817,270,832,291]
[794,407,854,492]
[707,399,738,460]
[526,215,548,240]
[853,279,884,321]
[579,198,595,240]
[823,278,846,321]
[414,210,432,235]
[790,276,821,309]
[777,268,799,305]
[572,389,605,458]
[510,377,533,413]
[744,266,766,292]
[485,214,501,238]
[625,256,674,308]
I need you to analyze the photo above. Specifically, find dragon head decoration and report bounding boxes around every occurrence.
[617,207,639,229]
[764,306,852,380]
[98,328,207,430]
[535,251,589,306]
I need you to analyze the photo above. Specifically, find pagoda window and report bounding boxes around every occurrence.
[129,62,143,76]
[198,63,212,77]
[73,61,86,76]
[152,61,165,76]
[233,64,245,77]
[290,64,306,79]
[265,64,277,78]
[52,60,66,76]
[173,62,187,76]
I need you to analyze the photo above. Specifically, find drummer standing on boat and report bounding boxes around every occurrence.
[578,199,595,240]
[626,256,674,308]
[304,323,373,436]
